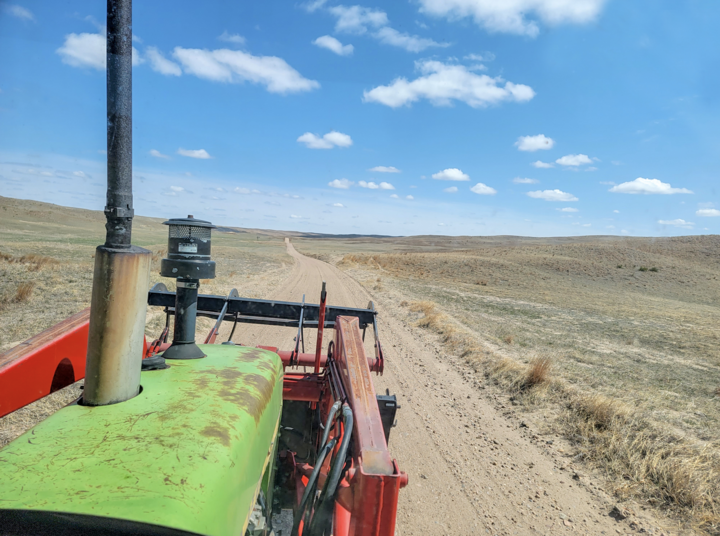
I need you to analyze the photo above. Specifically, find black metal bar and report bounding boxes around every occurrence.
[147,290,377,328]
[105,0,134,248]
[210,288,238,336]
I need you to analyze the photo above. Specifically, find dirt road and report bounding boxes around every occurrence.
[225,241,646,536]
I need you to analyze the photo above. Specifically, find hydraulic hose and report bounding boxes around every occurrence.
[308,404,354,536]
[291,401,342,536]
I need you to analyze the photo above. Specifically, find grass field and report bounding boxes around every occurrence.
[294,234,720,534]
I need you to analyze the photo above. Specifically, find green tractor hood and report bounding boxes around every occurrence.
[0,345,283,536]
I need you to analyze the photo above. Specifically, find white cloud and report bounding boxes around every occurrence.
[556,154,592,166]
[696,209,720,217]
[332,202,346,207]
[432,168,470,181]
[359,180,379,189]
[465,52,495,62]
[582,223,591,227]
[177,148,212,159]
[304,0,329,12]
[5,4,34,21]
[57,31,142,70]
[328,5,389,34]
[373,27,448,53]
[218,31,246,45]
[363,60,534,108]
[515,134,554,152]
[585,166,598,171]
[470,182,497,195]
[557,207,578,212]
[658,219,694,229]
[328,178,353,189]
[170,185,184,192]
[313,35,354,56]
[527,189,578,201]
[444,186,458,193]
[297,131,353,149]
[369,166,400,173]
[172,47,319,94]
[379,181,395,190]
[73,171,87,178]
[512,177,538,184]
[613,209,619,213]
[532,160,553,168]
[609,178,693,195]
[146,46,182,76]
[418,0,607,37]
[390,194,399,198]
[290,214,303,219]
[149,149,170,159]
[406,195,414,200]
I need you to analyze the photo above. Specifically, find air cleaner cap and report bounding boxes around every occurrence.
[160,215,216,279]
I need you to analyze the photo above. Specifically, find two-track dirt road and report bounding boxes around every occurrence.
[224,240,647,536]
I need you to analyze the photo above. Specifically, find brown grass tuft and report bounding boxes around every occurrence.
[12,282,35,303]
[524,356,551,387]
[503,334,514,345]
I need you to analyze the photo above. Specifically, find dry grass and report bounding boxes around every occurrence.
[406,298,720,534]
[12,282,34,303]
[524,356,551,388]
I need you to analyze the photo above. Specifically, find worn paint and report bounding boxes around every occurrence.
[0,345,283,536]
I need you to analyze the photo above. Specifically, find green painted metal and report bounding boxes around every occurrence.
[0,345,283,536]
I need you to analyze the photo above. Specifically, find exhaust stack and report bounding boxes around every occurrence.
[83,0,151,406]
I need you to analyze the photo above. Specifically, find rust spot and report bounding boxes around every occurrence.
[200,425,230,446]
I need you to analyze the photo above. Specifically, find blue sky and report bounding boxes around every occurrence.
[1,0,719,236]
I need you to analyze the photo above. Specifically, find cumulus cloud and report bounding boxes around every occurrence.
[515,134,554,152]
[697,209,720,217]
[513,177,538,184]
[532,160,553,168]
[57,31,142,70]
[363,60,534,108]
[527,189,578,201]
[4,4,34,21]
[556,154,592,166]
[297,131,353,149]
[323,5,446,52]
[390,194,399,198]
[172,47,319,94]
[328,178,353,189]
[313,35,354,56]
[373,27,448,53]
[177,148,212,159]
[218,31,246,45]
[557,207,578,212]
[609,178,693,195]
[73,171,87,178]
[444,186,458,193]
[432,168,470,181]
[332,202,346,207]
[470,182,497,195]
[329,5,388,33]
[418,0,607,37]
[359,180,379,189]
[406,195,414,200]
[658,219,694,229]
[146,46,182,76]
[170,185,184,192]
[369,166,400,173]
[149,149,170,159]
[379,182,395,190]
